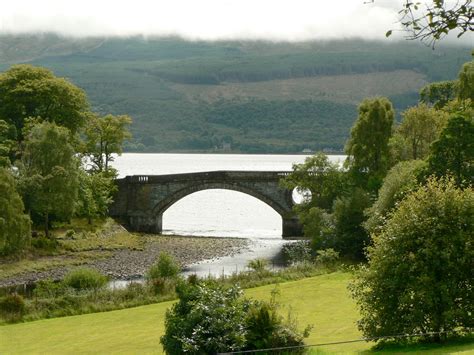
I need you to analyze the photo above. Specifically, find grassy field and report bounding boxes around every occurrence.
[1,272,472,354]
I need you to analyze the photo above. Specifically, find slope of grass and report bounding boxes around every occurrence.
[1,272,472,354]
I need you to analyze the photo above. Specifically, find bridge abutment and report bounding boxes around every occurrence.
[282,216,303,239]
[129,214,163,234]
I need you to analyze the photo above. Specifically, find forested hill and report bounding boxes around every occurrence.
[0,34,471,153]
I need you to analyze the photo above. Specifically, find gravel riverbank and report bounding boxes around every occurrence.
[0,235,249,287]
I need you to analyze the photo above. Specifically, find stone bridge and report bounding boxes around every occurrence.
[109,171,303,238]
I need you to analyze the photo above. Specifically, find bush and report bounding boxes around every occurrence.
[63,267,107,291]
[31,236,58,251]
[33,279,68,298]
[147,252,180,280]
[247,258,268,273]
[161,281,249,354]
[161,281,311,354]
[0,293,26,321]
[315,248,340,269]
[245,293,311,352]
[281,241,312,265]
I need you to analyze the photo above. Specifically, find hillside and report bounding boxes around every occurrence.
[0,35,471,153]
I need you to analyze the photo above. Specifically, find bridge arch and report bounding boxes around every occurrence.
[153,182,290,218]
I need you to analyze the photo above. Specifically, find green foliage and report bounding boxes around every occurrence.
[161,281,310,354]
[364,160,427,233]
[297,206,334,250]
[0,168,31,255]
[457,59,474,102]
[0,294,25,322]
[345,97,395,191]
[428,114,474,186]
[420,80,458,109]
[0,120,15,167]
[350,178,474,341]
[282,153,346,211]
[332,188,372,260]
[315,248,340,269]
[33,279,68,299]
[18,122,80,236]
[63,267,107,291]
[146,252,181,281]
[281,241,313,265]
[247,258,268,273]
[390,104,449,162]
[245,293,311,352]
[82,114,132,172]
[75,170,115,224]
[0,64,88,140]
[161,282,248,354]
[31,235,58,252]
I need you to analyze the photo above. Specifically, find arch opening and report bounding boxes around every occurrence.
[162,189,283,239]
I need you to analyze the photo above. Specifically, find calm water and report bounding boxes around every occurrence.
[111,153,345,276]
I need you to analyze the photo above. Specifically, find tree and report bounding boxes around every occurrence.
[364,159,426,234]
[0,65,89,141]
[380,0,473,46]
[0,120,14,167]
[281,153,345,211]
[390,104,448,162]
[18,122,79,237]
[331,188,372,260]
[82,114,132,173]
[350,178,474,341]
[428,114,474,186]
[75,170,115,224]
[345,97,394,191]
[0,168,31,255]
[458,59,474,102]
[420,81,458,109]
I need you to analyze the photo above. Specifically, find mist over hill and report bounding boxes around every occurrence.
[0,34,471,153]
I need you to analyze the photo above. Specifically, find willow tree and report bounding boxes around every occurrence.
[19,122,79,236]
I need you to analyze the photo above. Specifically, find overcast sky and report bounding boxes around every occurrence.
[0,0,471,43]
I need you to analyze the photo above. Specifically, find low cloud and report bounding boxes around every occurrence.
[0,0,471,43]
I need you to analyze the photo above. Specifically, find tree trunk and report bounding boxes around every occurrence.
[44,213,49,238]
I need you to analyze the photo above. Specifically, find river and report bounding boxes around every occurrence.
[110,153,345,277]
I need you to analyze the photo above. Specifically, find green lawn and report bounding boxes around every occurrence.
[1,272,472,354]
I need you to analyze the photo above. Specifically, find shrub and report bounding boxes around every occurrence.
[161,281,311,354]
[147,252,180,280]
[247,258,268,273]
[0,293,26,321]
[63,267,107,291]
[161,281,248,354]
[315,248,340,269]
[281,240,312,265]
[31,235,58,251]
[245,295,311,352]
[33,279,68,298]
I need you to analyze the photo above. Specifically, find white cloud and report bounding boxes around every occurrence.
[0,0,471,43]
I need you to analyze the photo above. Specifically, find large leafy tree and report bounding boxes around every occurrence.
[0,120,15,167]
[428,114,474,186]
[18,122,79,237]
[345,97,394,191]
[0,168,31,255]
[350,178,474,341]
[419,81,458,109]
[390,104,448,162]
[0,64,89,141]
[82,114,132,173]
